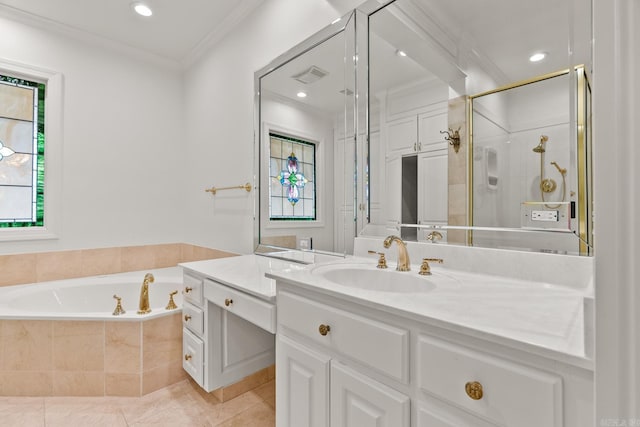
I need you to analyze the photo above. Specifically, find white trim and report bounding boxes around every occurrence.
[0,59,63,242]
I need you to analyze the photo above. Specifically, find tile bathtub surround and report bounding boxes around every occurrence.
[0,313,185,397]
[0,378,276,426]
[0,243,237,287]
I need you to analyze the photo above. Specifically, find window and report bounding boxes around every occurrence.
[0,73,45,228]
[269,132,316,221]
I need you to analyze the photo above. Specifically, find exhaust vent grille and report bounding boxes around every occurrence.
[292,66,329,84]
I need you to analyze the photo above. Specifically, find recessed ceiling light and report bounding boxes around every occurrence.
[132,2,153,17]
[529,52,546,62]
[297,91,307,98]
[396,49,408,57]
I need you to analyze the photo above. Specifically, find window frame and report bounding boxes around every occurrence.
[0,59,63,242]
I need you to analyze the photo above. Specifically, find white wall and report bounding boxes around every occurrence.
[182,0,351,254]
[0,16,184,255]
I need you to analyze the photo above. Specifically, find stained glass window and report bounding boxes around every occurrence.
[0,73,45,228]
[269,133,316,221]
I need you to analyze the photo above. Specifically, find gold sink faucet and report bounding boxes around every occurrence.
[137,273,154,315]
[383,235,411,271]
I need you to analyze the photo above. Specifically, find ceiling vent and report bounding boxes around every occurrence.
[292,66,329,84]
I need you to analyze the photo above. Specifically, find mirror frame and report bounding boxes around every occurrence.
[253,10,358,257]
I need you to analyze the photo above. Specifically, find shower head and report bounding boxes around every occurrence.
[532,135,549,153]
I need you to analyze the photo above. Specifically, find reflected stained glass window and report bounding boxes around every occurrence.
[269,133,316,221]
[0,73,45,228]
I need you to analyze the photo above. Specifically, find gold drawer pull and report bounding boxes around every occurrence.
[224,298,233,307]
[184,286,193,293]
[465,381,483,400]
[318,324,331,336]
[184,314,191,322]
[184,354,192,361]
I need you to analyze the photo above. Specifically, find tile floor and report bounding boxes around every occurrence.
[0,378,275,426]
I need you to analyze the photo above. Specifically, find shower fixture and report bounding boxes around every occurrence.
[533,135,566,208]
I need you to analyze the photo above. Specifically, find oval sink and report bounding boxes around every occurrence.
[312,264,436,293]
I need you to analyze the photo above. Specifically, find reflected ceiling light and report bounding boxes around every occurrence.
[131,2,153,17]
[331,17,341,25]
[529,52,546,62]
[297,91,307,98]
[396,49,407,57]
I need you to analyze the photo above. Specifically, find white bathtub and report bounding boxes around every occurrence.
[0,267,183,320]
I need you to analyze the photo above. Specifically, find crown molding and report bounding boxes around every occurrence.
[0,3,182,71]
[182,0,265,69]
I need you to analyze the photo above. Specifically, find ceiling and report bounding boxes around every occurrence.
[0,0,265,65]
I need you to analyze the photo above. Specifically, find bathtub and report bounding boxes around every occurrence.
[0,266,183,320]
[0,266,187,397]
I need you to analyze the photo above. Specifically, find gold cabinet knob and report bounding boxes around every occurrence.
[184,354,192,361]
[318,324,331,336]
[465,381,483,400]
[224,298,233,307]
[184,314,191,322]
[184,286,193,293]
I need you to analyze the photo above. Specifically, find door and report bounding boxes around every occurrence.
[276,335,330,427]
[330,361,410,427]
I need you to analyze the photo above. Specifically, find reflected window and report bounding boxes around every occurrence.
[0,73,45,228]
[269,132,316,221]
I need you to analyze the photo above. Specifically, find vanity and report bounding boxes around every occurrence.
[269,238,594,427]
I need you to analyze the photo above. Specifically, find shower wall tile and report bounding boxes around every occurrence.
[1,320,53,371]
[0,253,37,286]
[142,313,182,371]
[36,250,83,282]
[53,371,105,396]
[81,247,122,276]
[0,243,236,288]
[53,321,104,372]
[141,361,186,395]
[105,373,141,396]
[105,322,141,374]
[0,371,53,396]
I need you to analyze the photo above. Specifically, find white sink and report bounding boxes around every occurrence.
[311,263,437,293]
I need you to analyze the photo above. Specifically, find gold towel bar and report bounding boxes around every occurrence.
[205,182,252,195]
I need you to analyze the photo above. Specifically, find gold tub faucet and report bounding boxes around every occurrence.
[383,235,411,271]
[137,273,154,315]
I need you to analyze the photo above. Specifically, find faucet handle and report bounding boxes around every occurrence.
[419,258,443,276]
[112,294,126,316]
[165,290,178,310]
[368,250,388,269]
[426,231,443,242]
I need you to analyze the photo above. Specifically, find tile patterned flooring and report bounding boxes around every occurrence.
[0,378,275,426]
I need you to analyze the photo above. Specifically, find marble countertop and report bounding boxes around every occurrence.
[266,256,592,369]
[179,253,338,301]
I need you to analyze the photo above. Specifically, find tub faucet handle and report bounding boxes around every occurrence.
[166,290,178,310]
[112,294,126,316]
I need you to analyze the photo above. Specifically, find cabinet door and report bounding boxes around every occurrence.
[330,361,410,427]
[417,149,448,227]
[276,335,330,427]
[418,111,448,152]
[387,115,417,155]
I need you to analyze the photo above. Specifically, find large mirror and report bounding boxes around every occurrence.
[363,0,593,255]
[254,12,359,256]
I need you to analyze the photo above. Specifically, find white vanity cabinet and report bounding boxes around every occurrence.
[277,289,411,427]
[274,280,593,427]
[180,267,275,392]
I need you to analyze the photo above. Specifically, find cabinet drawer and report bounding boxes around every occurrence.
[417,335,562,427]
[182,302,204,336]
[278,291,409,383]
[183,272,203,306]
[183,328,204,387]
[204,279,276,333]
